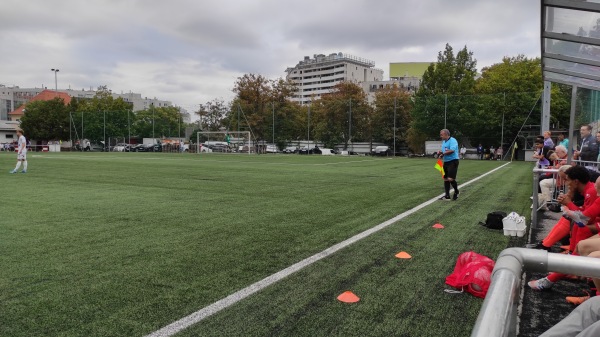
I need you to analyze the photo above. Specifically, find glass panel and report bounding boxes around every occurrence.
[545,38,600,63]
[545,7,600,39]
[546,58,600,77]
[545,71,600,90]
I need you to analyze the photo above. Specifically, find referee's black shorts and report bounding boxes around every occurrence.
[443,159,459,180]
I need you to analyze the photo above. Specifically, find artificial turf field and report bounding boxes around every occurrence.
[0,152,532,337]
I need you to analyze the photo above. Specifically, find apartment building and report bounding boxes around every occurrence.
[0,85,173,120]
[285,53,384,105]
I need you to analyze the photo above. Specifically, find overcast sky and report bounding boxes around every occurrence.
[0,0,540,113]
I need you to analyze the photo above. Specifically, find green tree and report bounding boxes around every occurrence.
[73,86,133,144]
[411,44,478,145]
[474,55,570,147]
[20,98,71,142]
[372,85,412,152]
[133,105,183,140]
[311,81,370,149]
[230,74,298,146]
[196,98,229,131]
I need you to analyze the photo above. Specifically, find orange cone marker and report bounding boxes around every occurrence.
[395,251,412,259]
[337,291,360,303]
[432,223,445,229]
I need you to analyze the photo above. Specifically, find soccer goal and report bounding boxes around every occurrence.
[196,131,252,154]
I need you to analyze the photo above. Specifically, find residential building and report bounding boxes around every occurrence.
[8,90,72,122]
[389,62,432,79]
[0,85,174,121]
[361,77,421,104]
[0,120,19,144]
[285,53,384,105]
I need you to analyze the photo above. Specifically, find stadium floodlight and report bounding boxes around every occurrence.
[197,131,251,154]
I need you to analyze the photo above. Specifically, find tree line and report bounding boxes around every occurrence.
[20,43,578,152]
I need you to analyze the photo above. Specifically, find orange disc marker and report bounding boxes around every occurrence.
[337,291,360,303]
[432,223,445,229]
[395,251,412,259]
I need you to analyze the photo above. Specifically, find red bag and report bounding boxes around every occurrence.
[445,251,495,298]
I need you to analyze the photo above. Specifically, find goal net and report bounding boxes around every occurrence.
[196,131,252,154]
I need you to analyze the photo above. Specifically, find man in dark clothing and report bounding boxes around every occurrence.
[477,144,483,160]
[575,124,599,171]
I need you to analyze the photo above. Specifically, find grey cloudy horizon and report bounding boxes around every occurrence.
[0,0,540,112]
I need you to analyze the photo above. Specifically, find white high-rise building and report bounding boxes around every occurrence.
[285,53,383,105]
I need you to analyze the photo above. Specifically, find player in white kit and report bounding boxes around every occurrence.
[10,129,28,174]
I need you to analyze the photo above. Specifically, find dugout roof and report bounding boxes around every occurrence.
[541,0,600,90]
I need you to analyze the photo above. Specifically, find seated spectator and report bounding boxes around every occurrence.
[538,146,569,208]
[527,166,597,252]
[528,176,600,291]
[495,146,503,160]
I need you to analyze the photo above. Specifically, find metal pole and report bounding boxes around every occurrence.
[349,98,352,152]
[152,103,155,143]
[394,97,397,157]
[81,111,83,152]
[128,110,131,147]
[178,108,181,153]
[567,85,578,164]
[272,102,275,146]
[444,94,447,129]
[307,104,310,153]
[69,112,72,151]
[501,93,505,151]
[103,110,105,152]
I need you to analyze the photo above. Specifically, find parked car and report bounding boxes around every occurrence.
[211,143,230,153]
[282,146,298,154]
[113,143,130,152]
[130,144,149,152]
[266,144,278,153]
[299,146,321,155]
[372,146,391,156]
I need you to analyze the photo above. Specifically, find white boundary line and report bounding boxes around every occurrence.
[145,162,512,337]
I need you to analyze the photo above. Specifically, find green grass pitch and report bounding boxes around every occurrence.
[0,152,532,337]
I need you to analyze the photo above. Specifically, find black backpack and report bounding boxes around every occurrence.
[479,211,506,230]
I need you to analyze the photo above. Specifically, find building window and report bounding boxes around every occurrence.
[6,134,13,139]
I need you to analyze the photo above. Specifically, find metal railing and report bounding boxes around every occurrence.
[471,248,600,337]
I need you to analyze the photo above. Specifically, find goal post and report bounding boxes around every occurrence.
[196,131,252,154]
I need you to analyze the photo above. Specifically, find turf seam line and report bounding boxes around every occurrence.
[144,162,511,337]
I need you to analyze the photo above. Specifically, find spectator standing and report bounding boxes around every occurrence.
[477,144,483,160]
[438,129,460,201]
[574,124,599,171]
[489,146,495,160]
[544,130,555,149]
[496,146,503,160]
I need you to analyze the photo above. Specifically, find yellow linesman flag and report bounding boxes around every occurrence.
[434,159,445,177]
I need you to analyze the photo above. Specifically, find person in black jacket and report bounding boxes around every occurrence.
[574,124,599,171]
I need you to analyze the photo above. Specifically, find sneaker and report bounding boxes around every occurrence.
[20,170,26,173]
[439,196,451,201]
[525,241,551,251]
[566,291,591,305]
[9,169,16,174]
[528,277,554,290]
[453,190,460,200]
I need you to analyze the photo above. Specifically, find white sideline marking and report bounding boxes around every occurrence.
[146,162,511,337]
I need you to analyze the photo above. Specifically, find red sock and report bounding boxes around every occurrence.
[542,217,571,248]
[547,272,565,283]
